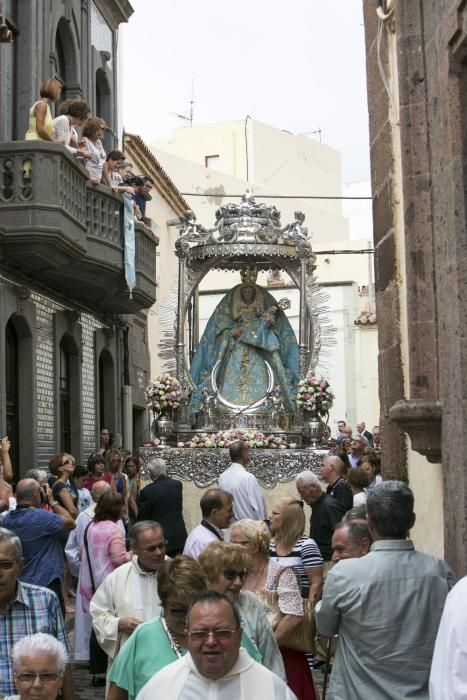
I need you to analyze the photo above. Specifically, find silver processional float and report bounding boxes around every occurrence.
[140,193,335,487]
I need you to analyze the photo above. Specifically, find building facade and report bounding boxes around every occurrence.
[0,0,160,477]
[363,1,467,572]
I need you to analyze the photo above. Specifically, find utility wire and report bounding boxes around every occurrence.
[180,192,372,200]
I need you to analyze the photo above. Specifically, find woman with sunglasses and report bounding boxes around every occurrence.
[198,541,286,682]
[106,556,208,700]
[48,454,79,519]
[269,497,323,603]
[231,519,318,700]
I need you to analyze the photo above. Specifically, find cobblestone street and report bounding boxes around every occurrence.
[72,663,105,700]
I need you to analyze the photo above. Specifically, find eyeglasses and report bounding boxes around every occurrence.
[0,559,16,570]
[16,672,61,684]
[187,628,238,642]
[166,604,189,618]
[222,569,248,582]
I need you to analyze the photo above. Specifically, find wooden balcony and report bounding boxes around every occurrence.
[0,141,157,313]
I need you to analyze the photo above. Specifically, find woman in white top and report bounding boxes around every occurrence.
[52,99,90,156]
[80,116,108,184]
[231,518,318,700]
[346,465,370,506]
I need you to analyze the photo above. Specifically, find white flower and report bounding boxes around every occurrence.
[177,442,185,448]
[290,442,297,449]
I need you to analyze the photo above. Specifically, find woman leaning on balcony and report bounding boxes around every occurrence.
[52,99,91,158]
[25,78,62,141]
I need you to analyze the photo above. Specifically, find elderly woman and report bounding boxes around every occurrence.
[269,497,323,602]
[80,116,107,184]
[25,78,62,141]
[7,633,68,700]
[198,541,286,681]
[106,556,208,700]
[231,519,317,700]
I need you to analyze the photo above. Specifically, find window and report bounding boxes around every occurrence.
[59,340,71,453]
[205,155,220,171]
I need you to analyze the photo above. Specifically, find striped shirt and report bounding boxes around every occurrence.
[269,535,323,597]
[0,581,69,696]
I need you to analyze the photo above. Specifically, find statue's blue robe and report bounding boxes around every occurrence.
[189,284,299,418]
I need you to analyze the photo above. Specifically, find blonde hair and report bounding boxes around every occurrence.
[199,542,251,584]
[231,519,270,558]
[157,556,208,606]
[274,497,305,552]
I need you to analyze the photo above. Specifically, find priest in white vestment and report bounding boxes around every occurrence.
[136,591,297,700]
[90,521,166,662]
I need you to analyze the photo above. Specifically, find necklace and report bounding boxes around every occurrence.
[248,560,268,591]
[161,615,184,658]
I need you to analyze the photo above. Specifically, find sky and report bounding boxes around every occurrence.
[120,0,370,184]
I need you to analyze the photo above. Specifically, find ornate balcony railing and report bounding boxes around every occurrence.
[0,141,157,313]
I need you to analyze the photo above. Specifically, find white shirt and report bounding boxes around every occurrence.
[429,575,467,700]
[90,556,162,660]
[136,648,296,700]
[217,463,267,521]
[183,522,223,559]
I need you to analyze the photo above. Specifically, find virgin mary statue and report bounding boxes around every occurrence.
[189,268,299,418]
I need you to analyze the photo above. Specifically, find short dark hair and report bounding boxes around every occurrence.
[87,452,105,473]
[187,590,241,628]
[143,176,154,184]
[59,99,90,120]
[124,455,140,471]
[200,488,231,518]
[128,521,163,548]
[132,176,144,187]
[346,466,371,491]
[107,150,124,162]
[367,481,414,538]
[335,519,373,547]
[93,492,124,523]
[73,464,89,480]
[229,441,248,463]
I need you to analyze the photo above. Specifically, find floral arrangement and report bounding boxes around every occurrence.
[178,429,296,450]
[145,374,183,416]
[296,376,334,417]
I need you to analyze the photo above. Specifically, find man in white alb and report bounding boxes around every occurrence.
[90,521,166,664]
[218,442,267,521]
[136,591,297,700]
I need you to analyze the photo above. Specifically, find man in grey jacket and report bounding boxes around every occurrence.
[315,481,456,700]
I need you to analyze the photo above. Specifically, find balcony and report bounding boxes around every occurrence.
[0,141,158,314]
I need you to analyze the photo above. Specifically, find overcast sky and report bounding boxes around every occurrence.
[121,0,370,184]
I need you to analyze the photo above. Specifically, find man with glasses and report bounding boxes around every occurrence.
[137,591,297,699]
[90,521,166,665]
[0,528,73,700]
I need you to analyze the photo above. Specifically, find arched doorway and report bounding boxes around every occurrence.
[5,320,19,477]
[99,348,115,434]
[59,334,80,454]
[55,17,79,102]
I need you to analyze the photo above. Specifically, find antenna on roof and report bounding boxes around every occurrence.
[170,78,195,127]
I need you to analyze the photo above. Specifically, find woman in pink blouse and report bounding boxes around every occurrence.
[80,492,130,613]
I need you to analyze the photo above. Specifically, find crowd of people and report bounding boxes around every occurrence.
[24,77,156,234]
[0,425,463,700]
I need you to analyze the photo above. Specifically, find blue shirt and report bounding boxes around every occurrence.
[0,581,69,696]
[3,507,65,586]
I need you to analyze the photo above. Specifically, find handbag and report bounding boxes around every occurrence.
[257,566,316,655]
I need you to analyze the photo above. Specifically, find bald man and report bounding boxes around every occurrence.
[3,478,76,611]
[320,455,353,512]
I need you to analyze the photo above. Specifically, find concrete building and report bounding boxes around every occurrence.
[149,120,379,431]
[362,1,467,572]
[0,0,160,475]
